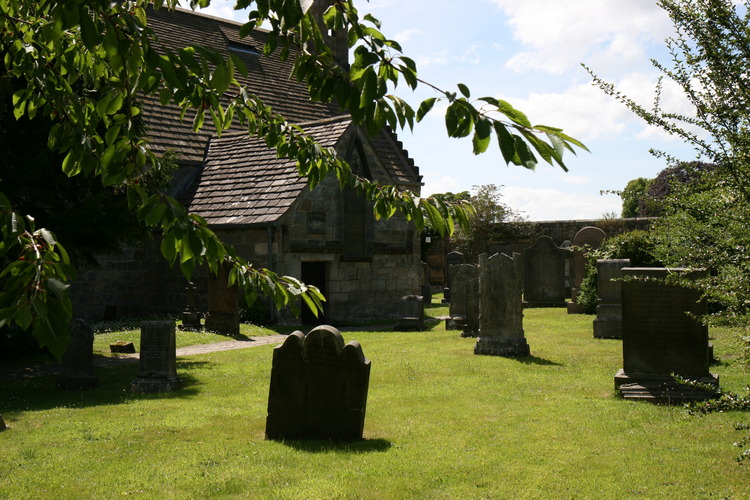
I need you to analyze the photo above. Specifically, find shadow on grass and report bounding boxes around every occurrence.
[278,438,393,454]
[515,355,564,366]
[0,360,216,415]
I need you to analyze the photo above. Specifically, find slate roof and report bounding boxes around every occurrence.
[145,7,422,225]
[182,116,352,225]
[143,6,338,165]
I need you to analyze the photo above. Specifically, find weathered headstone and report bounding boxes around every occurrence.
[593,259,630,339]
[568,227,606,314]
[394,295,425,331]
[615,267,719,402]
[449,264,479,337]
[131,321,183,393]
[265,325,371,441]
[523,236,567,308]
[475,253,529,357]
[57,318,98,390]
[179,281,203,331]
[443,250,464,303]
[204,263,239,336]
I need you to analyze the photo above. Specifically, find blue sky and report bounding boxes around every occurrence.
[197,0,699,220]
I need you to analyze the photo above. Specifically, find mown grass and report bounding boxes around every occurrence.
[1,305,748,499]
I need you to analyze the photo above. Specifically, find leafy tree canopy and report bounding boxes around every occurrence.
[0,0,586,357]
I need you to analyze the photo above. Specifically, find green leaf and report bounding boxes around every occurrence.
[494,122,517,165]
[498,100,532,128]
[472,117,492,155]
[457,83,470,98]
[417,98,437,122]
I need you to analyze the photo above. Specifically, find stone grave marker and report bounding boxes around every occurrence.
[420,284,432,305]
[394,295,425,331]
[475,253,529,357]
[179,281,203,331]
[593,259,630,339]
[57,318,98,390]
[568,226,606,314]
[523,236,567,308]
[443,250,464,303]
[615,267,719,402]
[265,325,371,441]
[449,264,479,337]
[131,321,183,393]
[204,263,239,336]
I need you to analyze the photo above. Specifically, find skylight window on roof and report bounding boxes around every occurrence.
[228,41,260,56]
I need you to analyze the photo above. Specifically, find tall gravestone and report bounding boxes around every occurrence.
[615,268,719,402]
[265,325,371,441]
[131,321,183,393]
[57,318,98,389]
[443,250,464,303]
[475,253,529,357]
[204,263,240,336]
[567,226,606,314]
[593,259,630,339]
[449,264,479,337]
[523,236,567,308]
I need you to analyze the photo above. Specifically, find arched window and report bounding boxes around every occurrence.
[342,139,373,260]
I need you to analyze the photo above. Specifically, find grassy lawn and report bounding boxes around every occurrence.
[1,305,749,499]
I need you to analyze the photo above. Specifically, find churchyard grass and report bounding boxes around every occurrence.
[1,308,748,498]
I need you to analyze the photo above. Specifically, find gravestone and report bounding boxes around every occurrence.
[449,264,479,337]
[443,250,464,303]
[475,253,529,357]
[265,325,371,441]
[615,268,719,402]
[131,321,183,393]
[394,295,425,331]
[420,284,432,305]
[179,281,203,331]
[204,263,239,336]
[57,318,98,390]
[568,226,606,314]
[593,259,630,339]
[523,236,567,308]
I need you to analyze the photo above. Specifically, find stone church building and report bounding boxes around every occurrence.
[71,5,425,324]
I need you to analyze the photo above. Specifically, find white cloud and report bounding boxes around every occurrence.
[421,176,462,197]
[503,186,620,221]
[490,0,672,76]
[394,29,422,44]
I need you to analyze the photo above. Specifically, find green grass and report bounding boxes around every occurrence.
[1,307,749,499]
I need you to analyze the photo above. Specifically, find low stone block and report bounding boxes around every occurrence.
[110,341,136,354]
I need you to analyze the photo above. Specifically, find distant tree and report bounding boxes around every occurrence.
[619,177,653,218]
[451,184,529,262]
